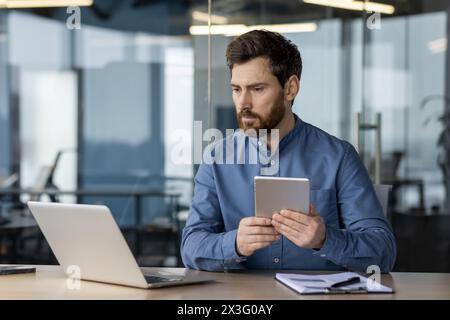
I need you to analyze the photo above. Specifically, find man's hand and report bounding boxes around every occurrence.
[271,205,326,249]
[236,217,280,257]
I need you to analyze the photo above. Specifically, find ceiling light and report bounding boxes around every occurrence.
[191,10,228,24]
[189,22,318,36]
[303,0,395,15]
[189,24,247,36]
[0,0,93,9]
[249,23,318,33]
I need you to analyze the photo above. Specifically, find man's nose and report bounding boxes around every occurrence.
[238,90,252,110]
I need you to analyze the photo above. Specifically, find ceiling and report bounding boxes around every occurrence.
[10,0,450,35]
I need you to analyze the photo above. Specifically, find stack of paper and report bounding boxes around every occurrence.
[275,272,393,295]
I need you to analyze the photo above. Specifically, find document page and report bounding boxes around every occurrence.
[275,272,393,294]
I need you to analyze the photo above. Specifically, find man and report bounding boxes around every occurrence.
[181,30,396,273]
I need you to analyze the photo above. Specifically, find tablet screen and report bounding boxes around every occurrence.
[254,176,310,218]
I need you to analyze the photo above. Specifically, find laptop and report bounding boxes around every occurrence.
[27,201,215,289]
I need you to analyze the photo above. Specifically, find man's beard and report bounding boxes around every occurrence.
[236,92,286,133]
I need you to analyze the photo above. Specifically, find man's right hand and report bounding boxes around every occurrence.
[236,217,280,257]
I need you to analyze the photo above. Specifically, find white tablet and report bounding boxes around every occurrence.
[254,176,310,218]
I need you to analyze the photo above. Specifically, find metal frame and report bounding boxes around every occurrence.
[354,112,382,184]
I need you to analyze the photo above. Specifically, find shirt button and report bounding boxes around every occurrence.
[273,257,280,263]
[320,254,326,258]
[270,160,276,166]
[258,141,262,146]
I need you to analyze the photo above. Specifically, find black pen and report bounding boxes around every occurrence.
[329,276,361,288]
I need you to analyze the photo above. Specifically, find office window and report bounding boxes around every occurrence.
[8,12,77,199]
[77,24,193,226]
[365,12,446,212]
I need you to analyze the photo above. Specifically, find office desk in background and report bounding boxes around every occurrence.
[0,188,182,258]
[0,265,449,300]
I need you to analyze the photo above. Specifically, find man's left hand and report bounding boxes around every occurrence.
[271,205,326,249]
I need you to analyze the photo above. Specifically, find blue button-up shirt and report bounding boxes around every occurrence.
[181,114,396,272]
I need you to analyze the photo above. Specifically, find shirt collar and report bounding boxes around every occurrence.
[278,113,303,150]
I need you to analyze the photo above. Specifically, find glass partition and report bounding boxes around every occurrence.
[1,0,449,271]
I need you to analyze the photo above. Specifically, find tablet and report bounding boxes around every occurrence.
[254,176,310,218]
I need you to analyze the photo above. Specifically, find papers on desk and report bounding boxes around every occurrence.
[275,272,393,295]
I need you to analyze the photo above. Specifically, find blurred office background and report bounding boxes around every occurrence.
[0,0,449,272]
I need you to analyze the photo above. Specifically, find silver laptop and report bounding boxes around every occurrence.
[27,201,215,289]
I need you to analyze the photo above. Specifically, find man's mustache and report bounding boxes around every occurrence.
[239,110,260,119]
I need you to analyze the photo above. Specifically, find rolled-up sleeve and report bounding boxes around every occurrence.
[313,144,397,273]
[181,163,246,271]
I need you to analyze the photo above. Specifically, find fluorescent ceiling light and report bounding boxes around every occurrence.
[250,23,317,33]
[192,10,228,24]
[189,22,317,36]
[0,0,93,8]
[190,24,247,36]
[303,0,395,15]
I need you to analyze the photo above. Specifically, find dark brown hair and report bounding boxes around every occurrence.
[226,29,302,87]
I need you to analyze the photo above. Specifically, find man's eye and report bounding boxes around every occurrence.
[254,87,264,92]
[232,88,240,93]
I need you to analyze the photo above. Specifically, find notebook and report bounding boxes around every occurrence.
[275,272,394,295]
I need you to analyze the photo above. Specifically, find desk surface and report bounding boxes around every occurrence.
[0,265,449,300]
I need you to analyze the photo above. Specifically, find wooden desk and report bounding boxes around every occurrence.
[0,265,449,300]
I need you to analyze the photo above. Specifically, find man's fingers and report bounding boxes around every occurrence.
[272,220,297,238]
[272,213,308,232]
[309,204,319,216]
[279,209,310,225]
[242,217,272,226]
[272,221,309,244]
[272,216,307,235]
[247,234,280,243]
[247,226,279,235]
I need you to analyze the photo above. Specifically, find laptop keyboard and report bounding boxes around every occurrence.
[144,275,183,284]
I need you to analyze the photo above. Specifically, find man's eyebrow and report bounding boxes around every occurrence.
[230,82,268,87]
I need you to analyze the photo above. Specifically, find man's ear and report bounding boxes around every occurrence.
[284,75,300,104]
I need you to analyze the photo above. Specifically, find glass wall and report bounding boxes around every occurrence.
[1,0,449,271]
[8,12,77,198]
[0,2,194,266]
[1,8,194,222]
[77,24,193,226]
[200,0,450,271]
[365,12,447,213]
[199,1,449,217]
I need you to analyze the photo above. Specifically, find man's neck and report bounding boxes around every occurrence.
[266,112,295,149]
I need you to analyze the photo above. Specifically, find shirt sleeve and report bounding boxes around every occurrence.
[181,162,247,271]
[313,143,397,273]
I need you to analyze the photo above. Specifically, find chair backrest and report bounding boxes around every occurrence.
[373,184,391,217]
[0,173,19,189]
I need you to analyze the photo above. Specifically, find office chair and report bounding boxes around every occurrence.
[374,184,392,217]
